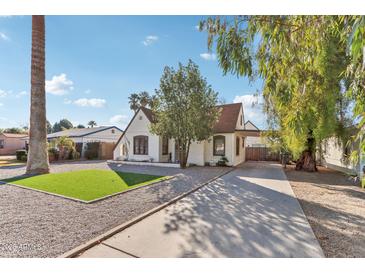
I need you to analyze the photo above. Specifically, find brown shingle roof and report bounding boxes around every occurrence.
[140,107,154,123]
[142,103,242,133]
[213,103,242,133]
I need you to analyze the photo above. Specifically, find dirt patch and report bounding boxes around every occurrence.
[285,165,365,257]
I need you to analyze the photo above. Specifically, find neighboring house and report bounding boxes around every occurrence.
[47,126,123,157]
[320,135,365,179]
[244,120,266,147]
[0,133,28,155]
[114,103,257,166]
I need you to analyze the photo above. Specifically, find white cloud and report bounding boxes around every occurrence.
[84,89,91,94]
[73,98,106,108]
[233,94,266,129]
[15,91,27,98]
[0,89,14,98]
[0,32,9,41]
[109,114,128,124]
[46,73,74,95]
[200,52,216,61]
[142,35,158,46]
[63,98,72,104]
[109,114,129,129]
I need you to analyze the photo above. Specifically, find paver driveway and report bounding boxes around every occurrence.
[79,162,324,258]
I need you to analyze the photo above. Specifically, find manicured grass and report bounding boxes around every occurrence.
[4,169,168,202]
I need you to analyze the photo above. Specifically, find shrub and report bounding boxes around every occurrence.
[68,147,80,160]
[217,156,229,166]
[48,147,59,161]
[84,142,100,160]
[362,178,365,189]
[20,155,27,161]
[16,150,27,161]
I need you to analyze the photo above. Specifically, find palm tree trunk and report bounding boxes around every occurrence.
[26,15,50,175]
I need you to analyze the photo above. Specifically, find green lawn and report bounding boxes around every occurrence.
[5,169,168,202]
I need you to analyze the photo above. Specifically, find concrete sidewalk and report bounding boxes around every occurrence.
[78,162,323,258]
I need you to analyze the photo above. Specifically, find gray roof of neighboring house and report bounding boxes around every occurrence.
[47,126,122,139]
[0,133,28,138]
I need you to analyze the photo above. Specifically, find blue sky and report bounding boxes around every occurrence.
[0,16,265,130]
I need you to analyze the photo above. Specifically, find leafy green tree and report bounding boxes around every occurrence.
[3,127,28,134]
[201,16,355,171]
[139,91,150,107]
[46,120,52,134]
[76,124,85,128]
[150,60,219,168]
[342,16,365,163]
[128,91,157,112]
[87,120,97,128]
[128,93,140,113]
[53,119,73,132]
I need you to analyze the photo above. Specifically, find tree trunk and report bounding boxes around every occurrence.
[178,140,191,169]
[26,15,50,175]
[295,132,317,172]
[295,150,317,172]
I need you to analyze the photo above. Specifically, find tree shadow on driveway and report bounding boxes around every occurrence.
[138,167,324,257]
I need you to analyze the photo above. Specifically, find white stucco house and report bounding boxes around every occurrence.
[113,103,256,166]
[319,135,365,179]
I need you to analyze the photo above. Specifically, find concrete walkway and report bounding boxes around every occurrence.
[78,162,323,258]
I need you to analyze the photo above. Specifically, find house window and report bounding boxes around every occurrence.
[240,115,243,126]
[134,135,148,155]
[236,137,240,156]
[111,129,115,134]
[0,140,4,149]
[213,135,225,156]
[162,137,169,155]
[242,137,245,148]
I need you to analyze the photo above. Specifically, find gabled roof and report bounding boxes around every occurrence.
[213,103,242,133]
[140,103,243,133]
[114,103,244,150]
[47,126,122,139]
[140,106,154,123]
[113,107,149,150]
[0,133,28,138]
[244,120,260,131]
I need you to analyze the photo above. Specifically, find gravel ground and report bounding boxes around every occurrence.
[285,164,365,257]
[0,161,231,257]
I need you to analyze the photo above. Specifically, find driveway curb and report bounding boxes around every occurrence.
[59,167,233,258]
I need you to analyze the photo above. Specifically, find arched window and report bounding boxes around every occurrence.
[134,135,148,155]
[213,135,225,156]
